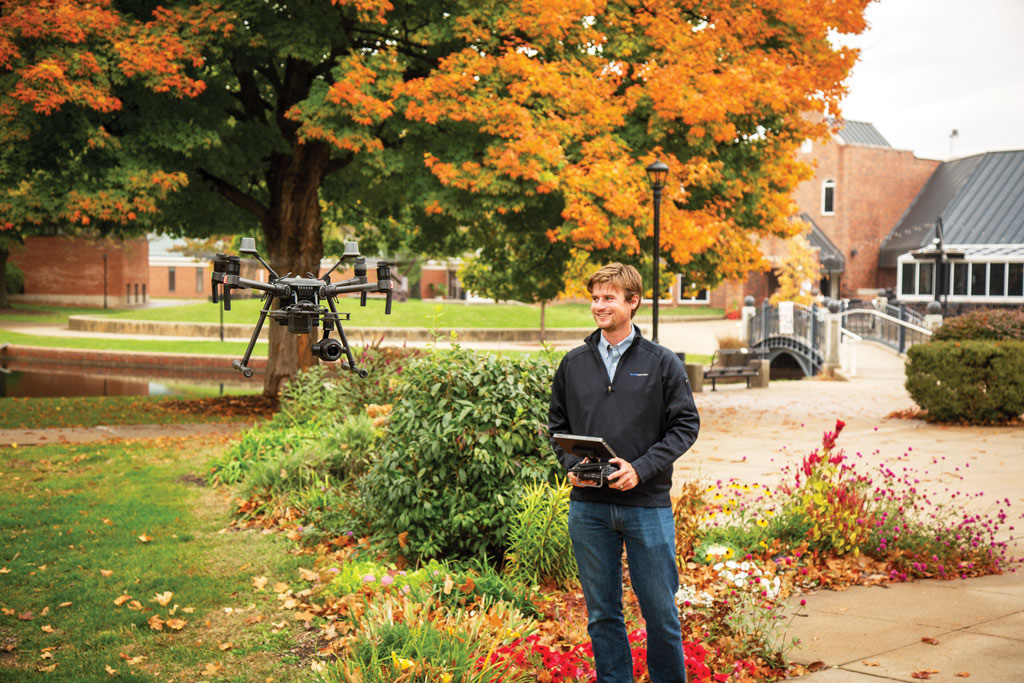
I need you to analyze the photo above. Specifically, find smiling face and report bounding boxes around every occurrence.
[591,281,639,344]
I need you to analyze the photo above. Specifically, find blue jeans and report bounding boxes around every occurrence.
[569,501,687,683]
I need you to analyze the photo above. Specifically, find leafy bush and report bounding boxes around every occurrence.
[932,308,1024,341]
[5,261,24,295]
[504,481,577,588]
[359,347,562,561]
[906,340,1024,422]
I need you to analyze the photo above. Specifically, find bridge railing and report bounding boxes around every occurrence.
[747,301,825,351]
[839,307,932,353]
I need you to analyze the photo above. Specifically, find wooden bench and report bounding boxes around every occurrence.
[703,348,764,390]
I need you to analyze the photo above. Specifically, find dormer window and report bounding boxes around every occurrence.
[822,179,836,215]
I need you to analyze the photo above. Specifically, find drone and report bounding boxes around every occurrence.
[211,237,393,378]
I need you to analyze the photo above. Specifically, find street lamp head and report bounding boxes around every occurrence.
[645,159,669,190]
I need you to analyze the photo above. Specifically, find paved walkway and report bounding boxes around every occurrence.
[2,316,1023,680]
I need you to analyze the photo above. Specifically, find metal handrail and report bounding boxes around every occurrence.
[838,308,933,337]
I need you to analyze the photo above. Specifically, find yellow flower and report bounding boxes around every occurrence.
[440,674,453,683]
[757,518,769,528]
[391,652,414,671]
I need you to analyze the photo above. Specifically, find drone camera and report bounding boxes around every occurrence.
[313,338,344,362]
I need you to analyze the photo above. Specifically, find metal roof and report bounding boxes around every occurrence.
[878,150,1024,267]
[835,120,891,148]
[799,213,845,273]
[900,243,1024,261]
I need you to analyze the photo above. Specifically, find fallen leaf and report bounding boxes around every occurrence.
[251,576,268,591]
[105,664,117,675]
[100,570,113,578]
[911,670,940,680]
[166,618,187,630]
[218,642,233,651]
[138,534,153,543]
[58,602,72,608]
[38,664,57,673]
[203,662,223,676]
[294,611,314,623]
[148,615,165,631]
[274,582,290,594]
[245,614,265,624]
[40,606,49,616]
[40,624,55,633]
[113,595,131,607]
[152,591,173,607]
[18,611,33,621]
[126,600,143,611]
[1,608,13,616]
[921,637,940,645]
[181,606,195,613]
[0,567,10,574]
[298,567,318,582]
[956,673,971,678]
[282,597,299,610]
[102,518,113,526]
[443,575,454,595]
[807,661,826,672]
[238,563,252,571]
[862,661,880,667]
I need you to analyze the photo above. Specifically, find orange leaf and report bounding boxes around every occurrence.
[138,534,153,543]
[148,614,165,631]
[105,665,117,675]
[397,531,409,548]
[40,624,55,633]
[298,567,319,582]
[100,570,113,578]
[921,637,939,645]
[153,591,173,606]
[166,618,187,631]
[218,642,233,651]
[956,673,971,678]
[113,595,131,607]
[251,576,269,591]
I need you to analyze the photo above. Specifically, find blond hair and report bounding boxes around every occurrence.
[587,263,642,318]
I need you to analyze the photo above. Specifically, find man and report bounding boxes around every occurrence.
[549,263,700,683]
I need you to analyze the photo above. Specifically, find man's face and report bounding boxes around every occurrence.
[590,282,638,338]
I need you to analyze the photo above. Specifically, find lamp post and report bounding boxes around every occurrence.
[645,159,668,344]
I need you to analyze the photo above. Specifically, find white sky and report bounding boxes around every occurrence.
[838,0,1024,161]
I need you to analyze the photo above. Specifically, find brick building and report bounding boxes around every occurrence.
[710,121,940,309]
[8,235,150,307]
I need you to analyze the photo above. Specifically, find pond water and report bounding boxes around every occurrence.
[0,365,259,399]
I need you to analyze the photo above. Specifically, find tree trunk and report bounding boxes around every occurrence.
[539,300,547,343]
[259,141,330,397]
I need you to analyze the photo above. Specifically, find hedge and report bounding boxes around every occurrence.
[932,308,1024,342]
[905,340,1024,422]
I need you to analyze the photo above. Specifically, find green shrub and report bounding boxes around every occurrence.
[359,347,562,561]
[932,308,1024,341]
[505,481,577,588]
[905,340,1024,422]
[5,260,24,295]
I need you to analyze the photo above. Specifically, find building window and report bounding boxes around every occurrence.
[196,268,204,293]
[801,139,813,154]
[168,266,176,292]
[990,263,1006,296]
[679,288,710,304]
[952,262,968,295]
[918,262,934,296]
[1009,263,1024,296]
[821,179,836,215]
[901,263,915,295]
[970,263,987,295]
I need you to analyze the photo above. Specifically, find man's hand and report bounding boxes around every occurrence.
[568,458,601,487]
[607,458,639,491]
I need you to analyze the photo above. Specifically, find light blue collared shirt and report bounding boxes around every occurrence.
[601,325,636,383]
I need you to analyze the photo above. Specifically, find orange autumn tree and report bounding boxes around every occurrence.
[3,0,870,393]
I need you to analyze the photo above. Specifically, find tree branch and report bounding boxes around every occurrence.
[196,168,268,223]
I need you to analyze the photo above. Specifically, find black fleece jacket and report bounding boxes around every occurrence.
[548,326,700,507]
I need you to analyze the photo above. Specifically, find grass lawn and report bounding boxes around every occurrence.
[88,299,723,328]
[0,435,314,682]
[0,329,265,356]
[0,395,264,430]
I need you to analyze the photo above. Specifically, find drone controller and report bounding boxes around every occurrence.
[569,460,620,487]
[211,238,393,378]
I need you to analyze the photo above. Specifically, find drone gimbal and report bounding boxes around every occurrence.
[211,237,393,378]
